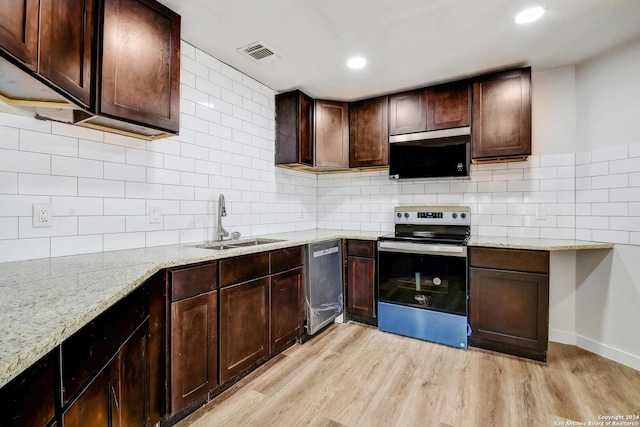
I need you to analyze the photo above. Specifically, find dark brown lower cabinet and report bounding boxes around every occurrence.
[346,240,377,325]
[170,291,218,413]
[271,267,303,353]
[219,277,270,384]
[63,319,149,427]
[469,247,549,361]
[0,350,56,427]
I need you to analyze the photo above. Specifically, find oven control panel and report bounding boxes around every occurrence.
[394,207,471,225]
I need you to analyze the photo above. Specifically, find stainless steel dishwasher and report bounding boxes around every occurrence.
[305,239,343,335]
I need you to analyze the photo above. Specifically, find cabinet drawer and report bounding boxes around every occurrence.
[347,240,375,258]
[219,252,269,287]
[270,246,304,274]
[171,262,217,301]
[470,248,548,274]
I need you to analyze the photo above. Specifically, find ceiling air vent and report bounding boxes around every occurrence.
[237,41,283,64]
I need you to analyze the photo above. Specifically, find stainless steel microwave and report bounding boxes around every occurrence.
[388,127,471,180]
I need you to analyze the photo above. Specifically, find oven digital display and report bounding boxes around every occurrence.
[418,212,443,219]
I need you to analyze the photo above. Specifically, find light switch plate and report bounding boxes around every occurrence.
[33,204,52,228]
[149,206,162,224]
[535,205,547,220]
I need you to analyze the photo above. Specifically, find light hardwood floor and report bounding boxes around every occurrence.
[178,323,640,427]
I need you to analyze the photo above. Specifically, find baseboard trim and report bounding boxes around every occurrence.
[549,329,577,346]
[575,335,640,372]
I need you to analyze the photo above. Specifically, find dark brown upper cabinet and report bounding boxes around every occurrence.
[39,0,95,108]
[275,90,314,166]
[472,67,532,161]
[98,0,181,134]
[314,99,349,168]
[0,0,39,70]
[0,0,181,138]
[427,80,470,131]
[349,96,389,168]
[388,89,427,135]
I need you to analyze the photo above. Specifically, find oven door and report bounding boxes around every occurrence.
[377,240,467,316]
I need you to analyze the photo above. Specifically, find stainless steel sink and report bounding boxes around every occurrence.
[193,238,284,250]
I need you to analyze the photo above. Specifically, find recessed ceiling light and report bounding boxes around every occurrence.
[347,57,367,69]
[515,6,545,24]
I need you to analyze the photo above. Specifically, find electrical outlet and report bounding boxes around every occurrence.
[149,206,162,224]
[33,204,52,228]
[535,205,547,220]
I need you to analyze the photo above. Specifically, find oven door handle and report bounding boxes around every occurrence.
[377,241,467,257]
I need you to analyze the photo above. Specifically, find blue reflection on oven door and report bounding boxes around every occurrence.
[378,302,468,349]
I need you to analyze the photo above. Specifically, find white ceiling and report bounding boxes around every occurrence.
[160,0,640,101]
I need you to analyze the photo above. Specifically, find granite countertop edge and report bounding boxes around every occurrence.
[0,230,615,388]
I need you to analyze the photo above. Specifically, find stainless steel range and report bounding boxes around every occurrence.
[377,206,471,349]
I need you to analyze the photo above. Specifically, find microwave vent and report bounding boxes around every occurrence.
[238,41,283,64]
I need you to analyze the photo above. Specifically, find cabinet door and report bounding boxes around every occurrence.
[219,277,269,384]
[349,96,389,168]
[472,67,531,160]
[100,0,181,133]
[275,90,313,166]
[38,0,95,108]
[113,319,149,427]
[271,268,302,354]
[388,89,427,135]
[63,363,111,427]
[469,267,548,361]
[314,100,349,168]
[0,351,56,427]
[0,0,39,69]
[347,256,376,318]
[427,80,470,131]
[170,291,217,414]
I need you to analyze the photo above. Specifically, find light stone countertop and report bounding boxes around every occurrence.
[467,236,614,251]
[0,229,612,388]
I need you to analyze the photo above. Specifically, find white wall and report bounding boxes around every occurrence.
[0,41,317,262]
[576,36,640,151]
[571,36,640,371]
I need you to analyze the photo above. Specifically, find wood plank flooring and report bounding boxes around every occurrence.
[177,323,640,427]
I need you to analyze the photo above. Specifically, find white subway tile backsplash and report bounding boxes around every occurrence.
[610,217,640,232]
[591,174,629,189]
[0,126,19,149]
[79,178,124,198]
[576,189,609,203]
[145,230,179,247]
[104,232,146,252]
[79,216,125,235]
[539,153,575,167]
[576,162,608,177]
[0,112,51,133]
[0,238,50,262]
[52,156,103,179]
[0,218,18,239]
[629,142,640,158]
[575,150,591,165]
[20,130,78,156]
[592,144,628,162]
[104,199,145,216]
[0,195,50,216]
[0,148,50,174]
[126,182,163,199]
[0,171,18,194]
[52,122,103,142]
[195,48,220,72]
[610,187,640,202]
[164,185,195,201]
[18,216,77,238]
[104,162,145,183]
[181,55,208,78]
[609,157,640,174]
[630,172,640,187]
[51,235,102,257]
[79,140,126,162]
[591,229,629,244]
[20,174,77,196]
[577,216,609,230]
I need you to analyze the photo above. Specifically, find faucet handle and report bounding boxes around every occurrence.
[231,231,241,241]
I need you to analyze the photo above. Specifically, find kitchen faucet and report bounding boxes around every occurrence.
[217,193,229,241]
